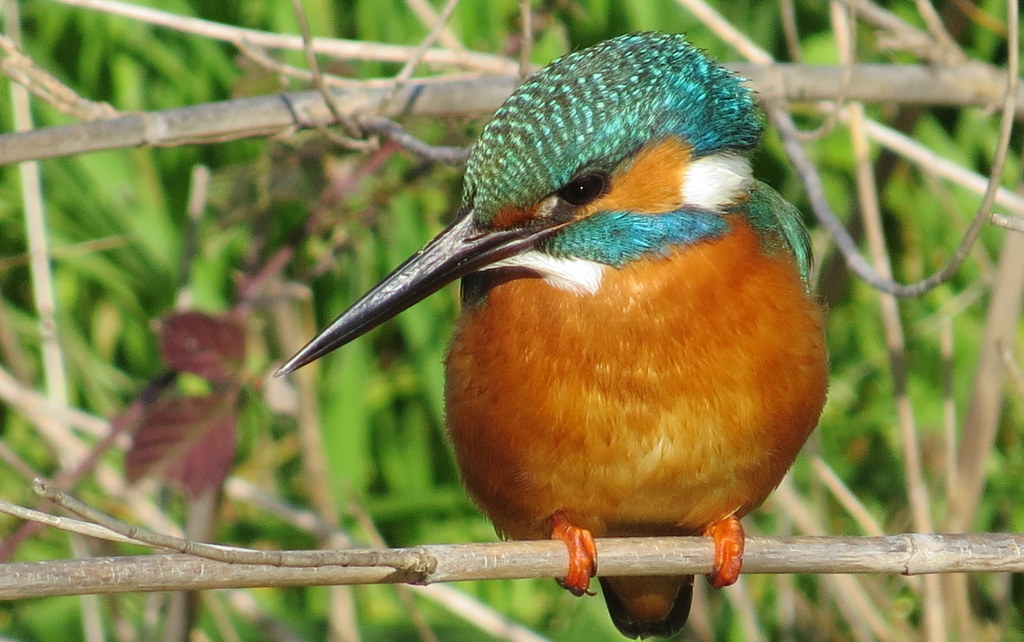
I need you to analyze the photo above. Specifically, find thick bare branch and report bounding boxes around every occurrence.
[0,534,1021,601]
[1,63,1021,167]
[0,75,513,165]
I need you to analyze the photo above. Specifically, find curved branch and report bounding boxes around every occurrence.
[770,0,1019,298]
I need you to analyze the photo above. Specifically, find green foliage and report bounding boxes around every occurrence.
[1,1,1021,640]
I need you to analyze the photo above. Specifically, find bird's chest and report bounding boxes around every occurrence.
[444,228,827,540]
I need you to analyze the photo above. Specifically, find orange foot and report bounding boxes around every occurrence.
[704,515,745,589]
[549,511,597,596]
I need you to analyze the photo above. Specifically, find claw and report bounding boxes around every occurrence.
[550,511,597,596]
[704,515,744,589]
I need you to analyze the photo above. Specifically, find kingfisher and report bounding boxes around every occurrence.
[279,32,828,638]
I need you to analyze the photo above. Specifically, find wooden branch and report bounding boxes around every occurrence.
[1,534,1022,601]
[50,0,517,74]
[1,63,1021,166]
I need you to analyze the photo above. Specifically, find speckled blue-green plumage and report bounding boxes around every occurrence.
[464,32,761,225]
[736,182,813,284]
[540,209,729,268]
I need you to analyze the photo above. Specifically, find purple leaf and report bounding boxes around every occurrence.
[125,392,239,498]
[160,312,246,382]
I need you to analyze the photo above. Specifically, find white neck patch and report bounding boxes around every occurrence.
[484,251,605,295]
[681,153,752,211]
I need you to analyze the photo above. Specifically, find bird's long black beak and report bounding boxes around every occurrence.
[276,208,566,375]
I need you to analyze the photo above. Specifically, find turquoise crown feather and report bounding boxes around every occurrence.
[463,32,762,226]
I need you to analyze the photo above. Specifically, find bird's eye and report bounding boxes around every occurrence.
[557,173,607,207]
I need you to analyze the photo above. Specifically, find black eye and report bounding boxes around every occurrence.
[557,173,607,206]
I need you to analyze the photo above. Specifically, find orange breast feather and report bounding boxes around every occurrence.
[444,216,828,541]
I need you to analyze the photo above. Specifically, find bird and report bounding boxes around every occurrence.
[278,32,828,639]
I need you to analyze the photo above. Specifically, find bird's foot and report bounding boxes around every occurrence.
[704,515,744,589]
[549,511,597,596]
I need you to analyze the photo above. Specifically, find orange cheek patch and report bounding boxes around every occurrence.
[491,137,691,228]
[491,204,538,229]
[582,137,692,217]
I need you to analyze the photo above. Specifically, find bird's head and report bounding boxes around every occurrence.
[278,32,762,374]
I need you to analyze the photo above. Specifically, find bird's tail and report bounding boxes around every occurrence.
[599,575,694,639]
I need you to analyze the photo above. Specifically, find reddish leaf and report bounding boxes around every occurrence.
[125,392,238,498]
[108,371,178,436]
[160,312,245,382]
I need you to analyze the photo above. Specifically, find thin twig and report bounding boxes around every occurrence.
[518,0,533,83]
[235,39,389,89]
[0,33,117,120]
[839,0,964,63]
[810,458,885,538]
[948,0,1006,36]
[225,590,311,642]
[270,141,363,641]
[724,577,764,642]
[343,492,440,642]
[382,0,462,110]
[359,117,469,164]
[945,1,1022,532]
[407,585,550,642]
[175,165,210,308]
[770,82,1018,298]
[203,592,245,642]
[771,477,910,637]
[878,9,1017,296]
[0,497,145,546]
[779,0,802,61]
[404,0,464,51]
[0,365,106,442]
[848,100,944,642]
[31,480,436,572]
[940,318,958,497]
[290,0,368,147]
[913,0,965,63]
[681,0,1019,298]
[789,1,856,142]
[5,1,73,474]
[48,0,517,74]
[68,535,104,642]
[674,0,771,63]
[0,441,41,481]
[774,21,1018,295]
[854,115,1024,216]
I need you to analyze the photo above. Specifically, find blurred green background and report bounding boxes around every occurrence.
[1,0,1022,640]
